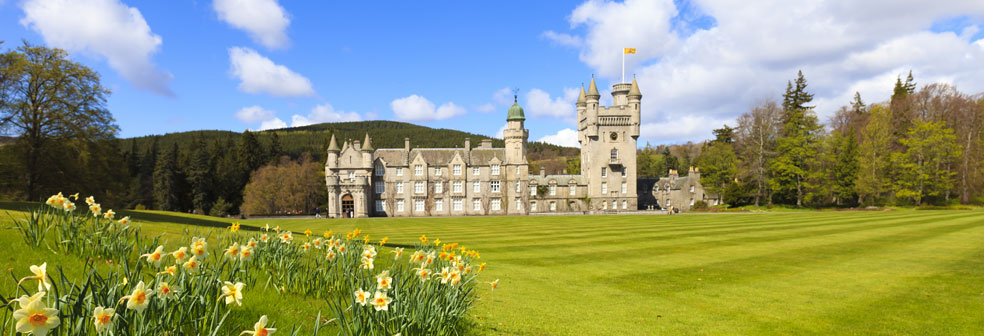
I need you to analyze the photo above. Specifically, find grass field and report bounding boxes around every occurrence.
[2,203,983,335]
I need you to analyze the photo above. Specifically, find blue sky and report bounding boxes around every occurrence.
[2,1,983,146]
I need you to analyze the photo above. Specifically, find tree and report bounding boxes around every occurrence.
[267,131,283,163]
[696,141,737,204]
[891,120,961,205]
[153,144,179,211]
[187,137,213,213]
[241,154,325,216]
[771,71,823,206]
[855,105,892,205]
[829,131,859,205]
[711,125,735,144]
[0,43,116,201]
[735,100,781,206]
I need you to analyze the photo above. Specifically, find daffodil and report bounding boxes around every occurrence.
[13,294,60,336]
[409,251,424,263]
[434,238,441,246]
[103,209,115,220]
[220,281,245,306]
[263,223,270,231]
[376,271,392,291]
[246,238,258,249]
[392,247,404,260]
[301,243,311,252]
[63,201,76,212]
[158,265,177,276]
[92,306,116,333]
[419,234,428,244]
[182,256,200,273]
[229,222,241,232]
[279,231,293,243]
[380,237,389,246]
[21,263,52,292]
[191,237,207,249]
[85,196,95,205]
[312,238,323,249]
[141,245,166,266]
[242,315,276,336]
[70,192,79,201]
[360,257,374,270]
[345,232,353,241]
[89,203,102,217]
[371,291,392,312]
[490,279,499,292]
[224,243,241,260]
[449,270,462,286]
[240,247,254,261]
[363,234,370,243]
[118,216,130,225]
[362,246,377,259]
[157,282,176,300]
[423,252,436,266]
[322,230,332,238]
[353,288,369,306]
[303,229,312,236]
[15,292,45,308]
[123,281,153,312]
[259,234,269,243]
[479,262,487,272]
[439,267,451,284]
[337,244,347,253]
[416,268,431,282]
[273,226,280,233]
[171,247,189,262]
[352,228,361,236]
[325,250,337,261]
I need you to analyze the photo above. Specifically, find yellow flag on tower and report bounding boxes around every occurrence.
[623,48,636,54]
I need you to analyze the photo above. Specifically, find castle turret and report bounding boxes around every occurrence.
[326,133,340,169]
[504,95,530,215]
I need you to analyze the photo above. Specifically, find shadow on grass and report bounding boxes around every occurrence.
[0,201,266,232]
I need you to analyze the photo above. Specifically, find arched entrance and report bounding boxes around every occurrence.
[341,194,354,218]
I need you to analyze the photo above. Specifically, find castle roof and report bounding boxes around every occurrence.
[576,86,586,105]
[628,77,642,97]
[529,174,586,185]
[361,133,374,151]
[373,147,505,167]
[506,96,525,121]
[586,76,600,98]
[327,133,340,152]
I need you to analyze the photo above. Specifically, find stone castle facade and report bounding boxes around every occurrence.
[325,77,647,218]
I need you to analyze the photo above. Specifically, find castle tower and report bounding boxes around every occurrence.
[504,96,529,215]
[325,133,374,218]
[579,77,641,211]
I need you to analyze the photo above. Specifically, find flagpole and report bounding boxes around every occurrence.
[621,51,625,83]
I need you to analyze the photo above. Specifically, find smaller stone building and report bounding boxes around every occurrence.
[651,167,720,211]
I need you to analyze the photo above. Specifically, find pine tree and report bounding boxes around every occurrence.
[268,131,283,162]
[153,145,179,211]
[851,92,866,114]
[696,141,737,204]
[187,137,213,213]
[831,131,859,205]
[771,71,823,206]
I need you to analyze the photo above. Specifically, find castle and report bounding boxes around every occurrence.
[324,77,682,218]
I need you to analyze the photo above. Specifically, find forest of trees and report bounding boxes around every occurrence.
[672,71,984,207]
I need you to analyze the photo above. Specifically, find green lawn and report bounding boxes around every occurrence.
[3,204,984,335]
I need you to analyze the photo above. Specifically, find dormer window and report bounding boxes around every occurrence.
[491,164,500,175]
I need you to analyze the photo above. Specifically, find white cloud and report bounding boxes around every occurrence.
[259,117,287,130]
[214,0,290,49]
[492,87,514,106]
[537,128,579,147]
[290,103,361,127]
[494,123,508,139]
[542,30,583,48]
[20,0,173,96]
[550,0,984,144]
[391,95,466,121]
[235,105,276,123]
[228,47,314,97]
[525,88,580,119]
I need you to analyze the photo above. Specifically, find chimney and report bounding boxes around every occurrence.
[480,139,492,148]
[540,168,546,177]
[354,140,361,151]
[464,137,471,149]
[404,137,410,152]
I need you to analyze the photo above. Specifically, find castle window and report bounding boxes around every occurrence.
[453,198,463,211]
[375,200,385,212]
[516,166,521,175]
[396,182,404,194]
[491,164,500,175]
[530,185,537,196]
[515,181,521,193]
[622,182,627,194]
[516,197,522,210]
[491,198,501,211]
[473,181,481,193]
[603,201,608,210]
[666,199,671,207]
[435,199,443,211]
[601,167,607,178]
[375,164,384,176]
[397,199,405,212]
[435,182,443,193]
[453,164,461,176]
[396,168,403,177]
[569,185,575,195]
[549,201,556,211]
[690,185,695,193]
[622,200,628,209]
[491,181,500,193]
[531,201,537,211]
[690,198,695,206]
[348,171,355,180]
[375,183,384,194]
[611,149,618,160]
[453,181,463,193]
[435,167,442,176]
[621,169,626,178]
[473,167,480,176]
[414,181,424,194]
[601,182,608,194]
[473,198,481,211]
[414,165,423,176]
[549,185,556,196]
[415,199,424,212]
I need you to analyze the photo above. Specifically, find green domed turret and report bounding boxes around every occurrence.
[506,95,525,121]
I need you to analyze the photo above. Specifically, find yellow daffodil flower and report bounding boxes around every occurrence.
[220,281,245,306]
[304,229,312,236]
[371,291,392,312]
[360,257,374,270]
[63,201,76,212]
[352,228,361,236]
[279,231,293,243]
[20,263,52,292]
[323,230,332,238]
[246,238,258,249]
[89,203,102,217]
[123,281,153,312]
[354,288,369,306]
[92,306,116,333]
[434,238,441,246]
[240,247,254,261]
[103,209,115,220]
[479,262,487,272]
[183,256,200,273]
[157,282,176,300]
[263,223,270,231]
[242,315,276,336]
[273,226,280,233]
[325,249,337,261]
[259,234,269,243]
[392,247,404,260]
[380,237,389,246]
[118,216,130,225]
[409,251,423,263]
[13,294,60,335]
[171,247,189,262]
[85,196,95,206]
[416,268,431,282]
[70,193,79,201]
[159,265,177,276]
[224,243,241,260]
[490,279,499,292]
